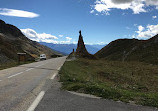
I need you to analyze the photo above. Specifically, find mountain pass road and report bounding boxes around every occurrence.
[0,56,67,111]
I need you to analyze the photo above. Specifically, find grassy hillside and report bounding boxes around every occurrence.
[59,58,158,107]
[95,35,158,64]
[0,19,61,65]
[95,39,141,60]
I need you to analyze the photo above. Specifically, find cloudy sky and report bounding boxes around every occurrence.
[0,0,158,44]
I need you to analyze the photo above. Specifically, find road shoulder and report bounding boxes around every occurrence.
[35,76,158,111]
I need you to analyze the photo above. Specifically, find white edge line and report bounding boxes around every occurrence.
[51,73,57,80]
[27,91,45,111]
[8,72,23,78]
[57,67,61,70]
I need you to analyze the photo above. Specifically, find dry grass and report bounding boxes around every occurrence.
[0,61,34,70]
[59,58,158,107]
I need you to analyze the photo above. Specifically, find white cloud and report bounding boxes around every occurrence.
[152,16,157,19]
[132,34,136,38]
[38,33,58,39]
[59,35,63,37]
[59,36,73,44]
[134,24,158,39]
[0,8,39,18]
[138,25,144,32]
[97,42,106,45]
[92,0,158,15]
[58,40,72,44]
[134,24,137,26]
[21,28,107,45]
[85,42,106,45]
[145,0,158,6]
[126,27,130,29]
[21,28,58,43]
[122,12,126,15]
[90,10,95,13]
[66,37,72,41]
[21,28,73,44]
[21,28,58,40]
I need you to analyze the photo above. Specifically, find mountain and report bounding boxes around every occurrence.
[86,45,105,54]
[89,44,105,50]
[39,42,105,55]
[95,35,158,64]
[0,19,61,63]
[39,43,75,55]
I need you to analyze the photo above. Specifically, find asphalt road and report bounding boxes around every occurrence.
[0,56,157,111]
[0,56,67,111]
[36,78,158,111]
[35,68,158,111]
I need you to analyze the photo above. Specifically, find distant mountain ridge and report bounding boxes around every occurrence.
[39,42,105,55]
[0,19,61,63]
[95,34,158,64]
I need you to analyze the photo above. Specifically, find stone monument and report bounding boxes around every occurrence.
[76,30,89,56]
[76,30,96,59]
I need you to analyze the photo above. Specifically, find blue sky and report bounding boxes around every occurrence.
[0,0,158,44]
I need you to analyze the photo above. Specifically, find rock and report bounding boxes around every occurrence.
[76,30,89,56]
[75,30,96,59]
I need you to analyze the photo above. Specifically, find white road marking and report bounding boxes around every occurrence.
[27,91,45,111]
[8,72,23,78]
[0,80,2,82]
[35,65,41,68]
[68,91,101,99]
[25,68,34,72]
[51,73,57,80]
[35,64,45,68]
[57,67,61,70]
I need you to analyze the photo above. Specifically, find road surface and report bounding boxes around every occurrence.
[0,56,67,111]
[0,56,157,111]
[35,77,158,111]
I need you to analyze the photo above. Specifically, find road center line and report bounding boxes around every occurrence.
[27,91,45,111]
[51,73,57,80]
[35,64,44,68]
[8,72,23,78]
[25,68,34,72]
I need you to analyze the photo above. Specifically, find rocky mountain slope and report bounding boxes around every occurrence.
[0,19,61,63]
[95,35,158,64]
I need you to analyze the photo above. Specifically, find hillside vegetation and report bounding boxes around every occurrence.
[0,19,61,66]
[95,35,158,65]
[60,58,158,108]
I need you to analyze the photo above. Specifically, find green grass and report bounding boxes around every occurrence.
[59,58,158,107]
